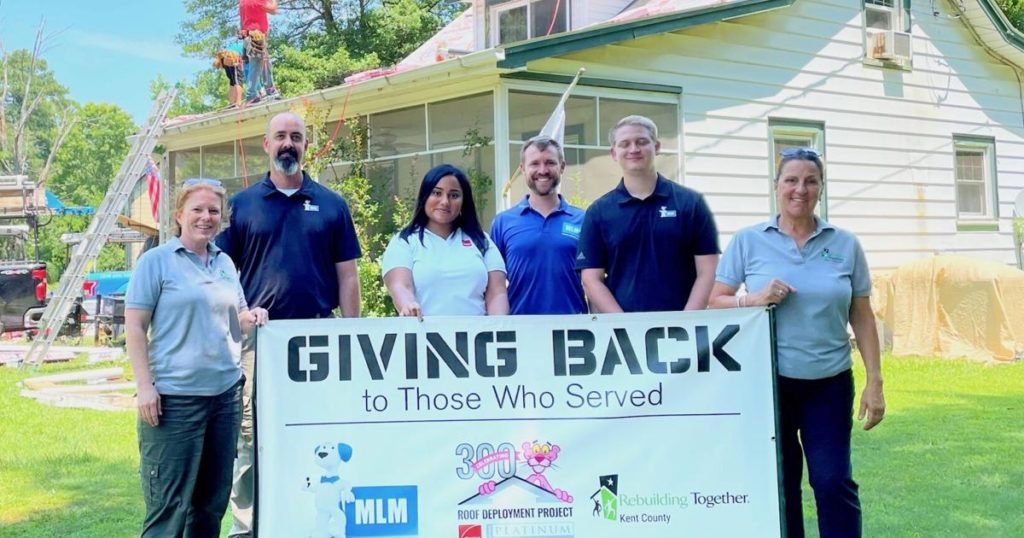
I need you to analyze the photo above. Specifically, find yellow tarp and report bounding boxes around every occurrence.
[873,255,1024,362]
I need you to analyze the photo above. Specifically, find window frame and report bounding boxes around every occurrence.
[488,0,570,47]
[862,0,912,65]
[953,135,999,226]
[499,80,681,209]
[768,119,827,220]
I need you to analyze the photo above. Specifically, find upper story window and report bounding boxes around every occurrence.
[864,0,912,66]
[489,0,569,46]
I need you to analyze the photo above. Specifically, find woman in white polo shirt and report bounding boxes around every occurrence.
[382,164,509,317]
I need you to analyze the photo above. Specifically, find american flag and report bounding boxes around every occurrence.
[144,159,160,221]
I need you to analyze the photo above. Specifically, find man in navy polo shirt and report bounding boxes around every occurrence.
[216,111,362,537]
[576,115,719,312]
[491,135,586,314]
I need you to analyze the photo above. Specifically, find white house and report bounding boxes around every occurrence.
[156,0,1024,270]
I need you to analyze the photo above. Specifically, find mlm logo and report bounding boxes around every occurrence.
[459,524,483,538]
[590,475,619,521]
[345,485,419,536]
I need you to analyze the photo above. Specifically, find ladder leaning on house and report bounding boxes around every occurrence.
[21,89,177,368]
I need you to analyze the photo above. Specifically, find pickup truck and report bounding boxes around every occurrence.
[0,260,82,336]
[0,223,85,336]
[0,259,49,333]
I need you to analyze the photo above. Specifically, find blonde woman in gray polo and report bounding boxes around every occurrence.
[126,179,268,537]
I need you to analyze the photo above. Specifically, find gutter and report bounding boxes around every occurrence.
[971,0,1024,52]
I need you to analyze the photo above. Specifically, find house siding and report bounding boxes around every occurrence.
[527,0,1023,269]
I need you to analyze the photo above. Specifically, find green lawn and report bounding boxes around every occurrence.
[0,355,1021,537]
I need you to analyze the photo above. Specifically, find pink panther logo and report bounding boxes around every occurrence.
[477,441,573,503]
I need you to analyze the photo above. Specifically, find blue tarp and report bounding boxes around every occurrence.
[84,271,131,297]
[45,191,95,215]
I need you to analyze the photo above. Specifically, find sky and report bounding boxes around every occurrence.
[2,1,209,124]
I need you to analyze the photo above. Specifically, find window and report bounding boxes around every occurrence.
[954,136,997,222]
[864,0,912,64]
[369,106,426,158]
[768,120,826,219]
[489,0,569,46]
[506,89,679,206]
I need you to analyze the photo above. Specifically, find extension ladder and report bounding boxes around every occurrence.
[21,89,176,367]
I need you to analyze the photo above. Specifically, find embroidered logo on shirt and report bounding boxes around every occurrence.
[217,269,233,281]
[658,206,677,218]
[821,248,846,263]
[303,200,320,212]
[462,239,473,247]
[577,252,586,260]
[561,222,581,239]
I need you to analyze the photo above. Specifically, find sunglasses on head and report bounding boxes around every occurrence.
[779,147,822,159]
[183,178,223,187]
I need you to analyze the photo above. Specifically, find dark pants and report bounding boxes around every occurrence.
[138,380,243,538]
[779,370,861,538]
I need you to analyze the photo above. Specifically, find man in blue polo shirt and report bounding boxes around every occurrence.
[576,115,719,312]
[215,111,362,537]
[491,135,586,314]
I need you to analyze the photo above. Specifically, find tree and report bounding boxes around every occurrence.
[272,34,378,95]
[172,0,466,110]
[177,0,464,55]
[998,0,1024,32]
[48,103,136,207]
[31,214,126,281]
[150,71,227,118]
[0,23,76,187]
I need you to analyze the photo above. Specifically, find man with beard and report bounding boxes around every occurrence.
[576,115,719,313]
[215,112,362,537]
[490,135,586,314]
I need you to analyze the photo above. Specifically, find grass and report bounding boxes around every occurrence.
[0,354,1021,537]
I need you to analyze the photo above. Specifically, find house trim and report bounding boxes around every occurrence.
[500,71,682,94]
[974,0,1024,52]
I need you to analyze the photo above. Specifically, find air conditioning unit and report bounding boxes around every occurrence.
[869,30,913,63]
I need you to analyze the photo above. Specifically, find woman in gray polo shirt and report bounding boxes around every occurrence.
[709,149,885,538]
[126,179,268,537]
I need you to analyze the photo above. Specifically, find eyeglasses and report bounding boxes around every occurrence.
[779,147,822,159]
[183,178,223,187]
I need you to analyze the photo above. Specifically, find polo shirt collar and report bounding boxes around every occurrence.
[763,214,835,236]
[167,236,222,256]
[515,194,571,216]
[422,226,464,242]
[259,171,316,199]
[613,174,672,205]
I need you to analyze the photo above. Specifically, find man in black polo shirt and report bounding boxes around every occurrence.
[576,115,719,312]
[216,111,362,537]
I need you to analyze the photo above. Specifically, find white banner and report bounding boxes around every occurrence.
[256,308,782,538]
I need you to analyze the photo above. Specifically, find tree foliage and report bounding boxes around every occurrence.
[0,20,133,275]
[30,214,126,281]
[178,0,463,56]
[48,103,136,207]
[173,0,465,110]
[150,71,227,118]
[0,27,75,184]
[998,0,1024,32]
